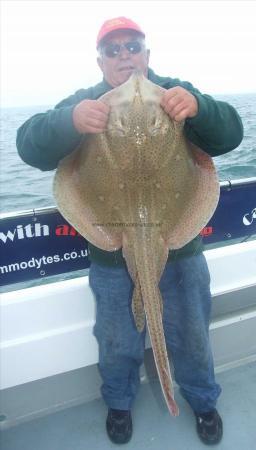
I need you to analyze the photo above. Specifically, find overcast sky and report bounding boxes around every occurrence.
[1,0,256,107]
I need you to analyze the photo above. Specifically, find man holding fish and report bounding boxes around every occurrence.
[17,17,243,446]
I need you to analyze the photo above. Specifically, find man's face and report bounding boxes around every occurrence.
[97,30,150,87]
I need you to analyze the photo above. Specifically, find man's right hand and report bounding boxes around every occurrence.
[72,99,110,134]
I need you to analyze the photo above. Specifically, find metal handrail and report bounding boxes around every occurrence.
[1,177,256,221]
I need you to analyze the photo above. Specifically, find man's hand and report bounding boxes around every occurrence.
[72,99,110,134]
[160,87,198,122]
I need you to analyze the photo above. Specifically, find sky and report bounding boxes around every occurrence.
[1,0,256,107]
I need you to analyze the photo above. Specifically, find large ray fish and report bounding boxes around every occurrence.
[53,72,220,416]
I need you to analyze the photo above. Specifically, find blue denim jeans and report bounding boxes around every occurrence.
[89,253,221,414]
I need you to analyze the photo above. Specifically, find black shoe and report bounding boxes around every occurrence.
[195,409,223,445]
[106,408,132,444]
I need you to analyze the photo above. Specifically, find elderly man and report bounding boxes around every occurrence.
[17,17,243,446]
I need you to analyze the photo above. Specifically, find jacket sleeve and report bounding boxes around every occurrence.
[16,89,91,171]
[181,82,244,156]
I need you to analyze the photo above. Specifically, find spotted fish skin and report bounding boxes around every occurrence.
[124,225,179,416]
[53,71,220,416]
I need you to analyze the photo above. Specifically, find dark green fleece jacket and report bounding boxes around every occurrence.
[16,68,243,266]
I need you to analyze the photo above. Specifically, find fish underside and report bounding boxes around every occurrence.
[53,71,220,416]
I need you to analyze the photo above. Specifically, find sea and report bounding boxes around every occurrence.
[0,93,256,215]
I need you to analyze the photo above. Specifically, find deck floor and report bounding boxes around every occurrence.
[1,361,256,450]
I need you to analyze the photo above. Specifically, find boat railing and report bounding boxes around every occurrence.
[0,177,255,289]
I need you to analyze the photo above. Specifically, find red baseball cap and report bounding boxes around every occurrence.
[96,17,145,48]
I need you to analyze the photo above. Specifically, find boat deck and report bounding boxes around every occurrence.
[1,361,256,450]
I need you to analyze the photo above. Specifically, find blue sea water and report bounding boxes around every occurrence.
[0,93,256,214]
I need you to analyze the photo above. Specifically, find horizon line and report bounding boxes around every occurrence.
[2,91,256,109]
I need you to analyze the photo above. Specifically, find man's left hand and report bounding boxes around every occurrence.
[160,87,198,122]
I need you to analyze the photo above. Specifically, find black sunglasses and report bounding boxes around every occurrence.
[102,40,142,58]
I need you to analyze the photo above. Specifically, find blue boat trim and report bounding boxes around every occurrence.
[0,178,255,287]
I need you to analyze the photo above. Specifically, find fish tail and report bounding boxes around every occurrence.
[134,232,179,416]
